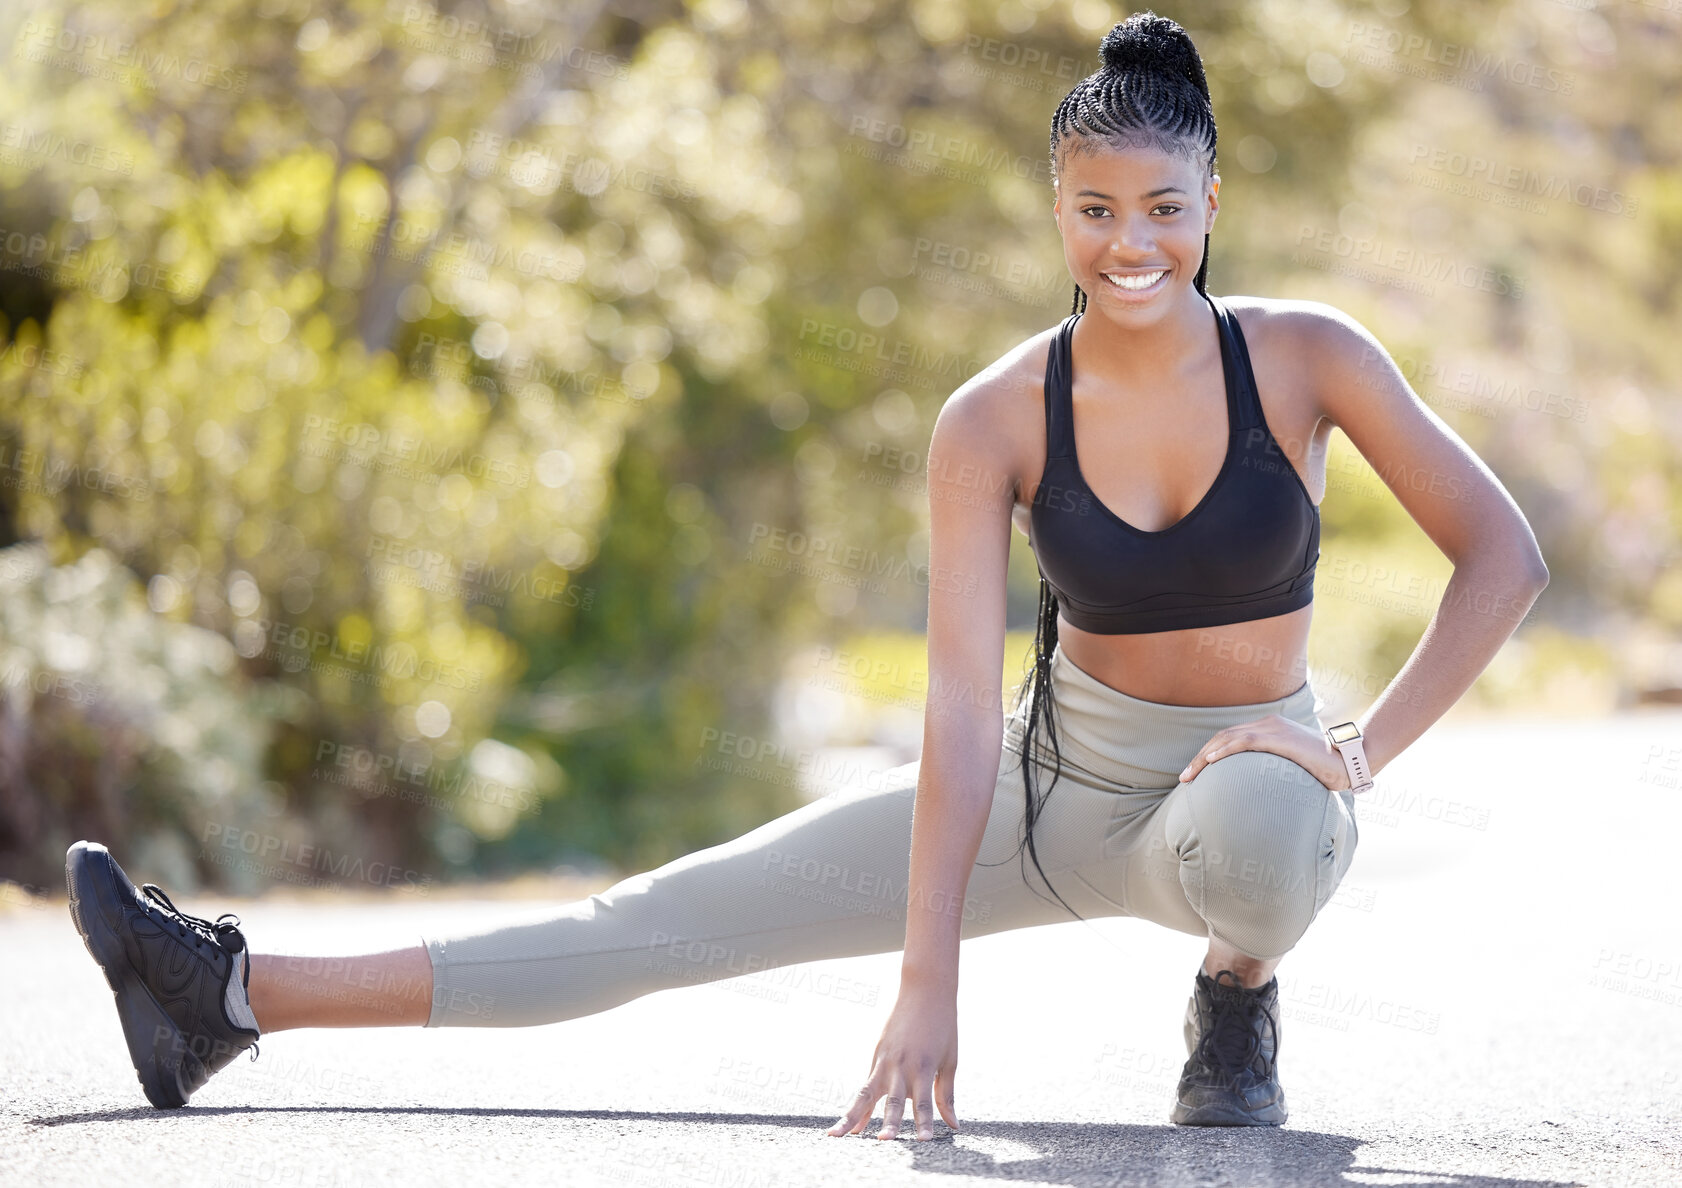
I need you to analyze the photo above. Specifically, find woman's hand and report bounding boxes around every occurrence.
[1176,713,1354,793]
[826,983,960,1141]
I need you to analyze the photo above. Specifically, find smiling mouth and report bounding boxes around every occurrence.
[1101,269,1169,292]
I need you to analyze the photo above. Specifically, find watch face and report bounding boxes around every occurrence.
[1328,722,1362,745]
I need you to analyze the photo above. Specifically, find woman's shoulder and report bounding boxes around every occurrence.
[928,320,1065,501]
[935,320,1063,436]
[1218,293,1372,361]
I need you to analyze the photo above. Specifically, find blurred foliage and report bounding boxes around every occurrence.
[0,543,272,889]
[0,0,1674,889]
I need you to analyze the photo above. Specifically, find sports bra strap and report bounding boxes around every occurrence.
[1042,294,1264,457]
[1207,293,1263,433]
[1042,312,1080,459]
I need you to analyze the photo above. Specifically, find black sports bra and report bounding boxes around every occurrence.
[1028,293,1320,635]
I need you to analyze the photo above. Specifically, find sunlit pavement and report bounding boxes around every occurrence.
[4,711,1679,1188]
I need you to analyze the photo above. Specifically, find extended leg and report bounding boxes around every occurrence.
[247,947,433,1031]
[422,751,1124,1028]
[246,743,1127,1032]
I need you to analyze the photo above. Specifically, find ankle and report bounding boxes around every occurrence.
[1200,963,1275,992]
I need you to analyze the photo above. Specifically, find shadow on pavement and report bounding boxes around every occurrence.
[29,1106,1585,1188]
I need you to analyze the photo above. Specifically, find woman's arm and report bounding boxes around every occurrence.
[827,376,1017,1142]
[1303,305,1550,776]
[901,385,1016,989]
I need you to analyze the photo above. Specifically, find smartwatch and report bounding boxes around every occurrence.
[1325,721,1375,794]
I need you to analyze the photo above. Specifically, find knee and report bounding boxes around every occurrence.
[1166,749,1357,958]
[1176,749,1332,857]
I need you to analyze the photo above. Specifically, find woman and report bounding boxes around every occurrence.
[65,12,1547,1139]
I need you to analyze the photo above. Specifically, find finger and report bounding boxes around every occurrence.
[877,1075,909,1141]
[936,1065,960,1133]
[1179,737,1224,782]
[911,1077,935,1142]
[829,1083,877,1138]
[826,1080,881,1137]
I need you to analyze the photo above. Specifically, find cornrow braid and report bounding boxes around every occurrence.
[1003,12,1219,924]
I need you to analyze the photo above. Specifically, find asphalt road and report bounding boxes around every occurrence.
[4,711,1680,1187]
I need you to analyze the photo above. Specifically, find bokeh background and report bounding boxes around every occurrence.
[0,0,1675,898]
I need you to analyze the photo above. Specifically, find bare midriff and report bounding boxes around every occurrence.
[1054,601,1314,708]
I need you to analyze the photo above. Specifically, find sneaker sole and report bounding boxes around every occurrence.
[1170,1098,1288,1127]
[65,842,204,1109]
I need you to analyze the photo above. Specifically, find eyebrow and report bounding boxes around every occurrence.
[1076,186,1187,199]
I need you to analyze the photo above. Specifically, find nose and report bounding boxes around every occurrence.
[1107,213,1156,256]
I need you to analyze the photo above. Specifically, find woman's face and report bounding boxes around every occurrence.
[1052,139,1218,325]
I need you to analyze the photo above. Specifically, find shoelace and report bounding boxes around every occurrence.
[140,884,261,1059]
[1194,971,1276,1087]
[141,884,245,950]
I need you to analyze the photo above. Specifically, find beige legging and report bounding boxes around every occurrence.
[422,643,1359,1027]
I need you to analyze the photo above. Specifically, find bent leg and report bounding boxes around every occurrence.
[1122,749,1359,964]
[422,736,1125,1028]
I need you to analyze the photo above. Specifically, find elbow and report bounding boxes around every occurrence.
[1463,534,1548,592]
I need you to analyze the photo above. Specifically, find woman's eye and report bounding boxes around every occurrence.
[1081,206,1110,218]
[1152,204,1182,216]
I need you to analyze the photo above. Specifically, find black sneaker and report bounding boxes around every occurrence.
[1169,967,1287,1126]
[65,840,261,1108]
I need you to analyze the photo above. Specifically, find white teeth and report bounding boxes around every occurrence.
[1102,270,1167,291]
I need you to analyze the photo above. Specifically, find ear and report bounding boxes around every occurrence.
[1205,172,1221,232]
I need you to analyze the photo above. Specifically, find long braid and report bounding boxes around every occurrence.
[1005,12,1217,922]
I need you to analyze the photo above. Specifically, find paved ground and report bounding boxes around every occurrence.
[4,711,1680,1187]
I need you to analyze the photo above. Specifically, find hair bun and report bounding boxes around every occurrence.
[1099,12,1207,93]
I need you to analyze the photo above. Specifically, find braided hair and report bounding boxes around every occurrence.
[1004,12,1219,922]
